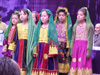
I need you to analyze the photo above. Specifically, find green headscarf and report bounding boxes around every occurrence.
[26,9,36,75]
[34,9,58,45]
[54,7,72,47]
[4,11,21,39]
[73,7,94,30]
[26,9,58,75]
[54,7,72,66]
[70,7,94,57]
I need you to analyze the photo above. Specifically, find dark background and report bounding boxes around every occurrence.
[0,0,100,25]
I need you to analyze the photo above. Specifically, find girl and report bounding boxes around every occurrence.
[70,7,94,75]
[27,9,58,75]
[6,9,35,75]
[2,11,20,58]
[55,7,72,75]
[32,11,40,25]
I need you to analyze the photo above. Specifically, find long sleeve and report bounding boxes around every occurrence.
[87,26,93,51]
[70,25,75,55]
[8,27,18,51]
[7,27,18,58]
[87,26,94,58]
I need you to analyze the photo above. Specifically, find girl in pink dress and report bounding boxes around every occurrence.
[70,7,94,75]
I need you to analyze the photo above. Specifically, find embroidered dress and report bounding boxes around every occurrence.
[29,9,59,75]
[2,25,16,57]
[56,23,70,73]
[70,24,92,75]
[55,7,72,74]
[12,23,28,75]
[32,27,58,75]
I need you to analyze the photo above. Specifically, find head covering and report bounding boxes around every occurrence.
[34,9,58,45]
[70,7,94,56]
[74,7,94,30]
[55,7,72,47]
[4,11,21,39]
[36,12,40,21]
[32,11,40,25]
[26,9,36,75]
[26,9,58,75]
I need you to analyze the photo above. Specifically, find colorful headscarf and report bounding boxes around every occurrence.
[55,7,72,48]
[74,7,94,30]
[26,9,58,75]
[4,11,21,39]
[26,9,36,75]
[32,11,40,25]
[70,7,94,56]
[34,9,58,44]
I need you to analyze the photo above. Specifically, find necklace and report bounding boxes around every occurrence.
[79,22,86,27]
[42,24,48,28]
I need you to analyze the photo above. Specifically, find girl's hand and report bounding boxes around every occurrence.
[86,50,90,59]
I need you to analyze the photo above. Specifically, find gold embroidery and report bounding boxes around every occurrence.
[39,27,48,43]
[63,58,65,60]
[59,42,61,45]
[72,58,76,62]
[44,54,48,59]
[33,46,37,55]
[39,71,46,75]
[20,69,26,75]
[17,23,28,39]
[32,69,58,75]
[82,7,87,10]
[47,72,50,75]
[58,63,70,73]
[78,57,81,62]
[31,71,38,75]
[8,42,16,51]
[70,67,92,75]
[49,46,58,55]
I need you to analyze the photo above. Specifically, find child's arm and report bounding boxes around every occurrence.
[8,27,18,58]
[70,25,75,56]
[87,26,94,59]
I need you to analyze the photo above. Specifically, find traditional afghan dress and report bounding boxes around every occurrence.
[55,7,72,74]
[70,7,94,75]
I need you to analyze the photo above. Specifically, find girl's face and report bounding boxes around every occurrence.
[20,10,28,21]
[32,13,37,23]
[12,14,19,25]
[41,11,49,24]
[58,12,66,23]
[77,10,86,22]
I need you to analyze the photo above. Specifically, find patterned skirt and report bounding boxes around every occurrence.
[70,40,92,75]
[32,43,58,75]
[58,42,70,73]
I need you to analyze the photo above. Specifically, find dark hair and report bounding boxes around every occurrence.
[12,13,20,18]
[0,57,20,75]
[78,8,87,16]
[0,14,1,18]
[32,11,39,24]
[21,8,29,15]
[57,9,67,15]
[41,10,50,24]
[41,10,50,16]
